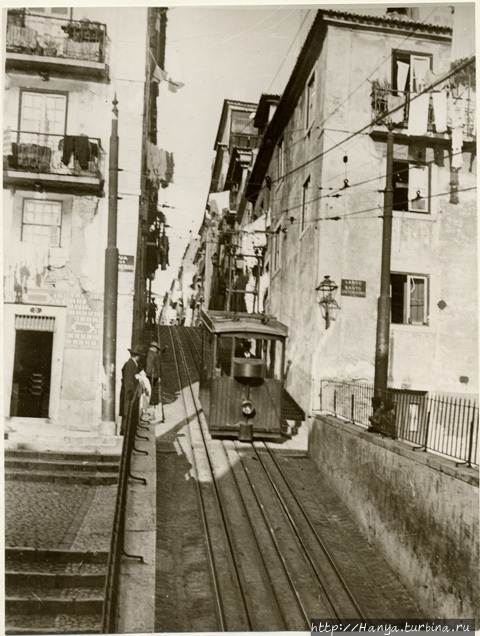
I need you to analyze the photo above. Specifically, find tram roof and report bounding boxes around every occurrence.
[200,310,288,338]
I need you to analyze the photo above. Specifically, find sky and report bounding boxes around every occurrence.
[153,5,318,298]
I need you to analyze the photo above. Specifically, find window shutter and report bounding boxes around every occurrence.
[408,277,426,324]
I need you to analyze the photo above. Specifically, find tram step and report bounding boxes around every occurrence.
[5,612,101,634]
[5,470,118,485]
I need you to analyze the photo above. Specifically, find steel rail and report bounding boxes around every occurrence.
[164,327,228,631]
[180,326,318,627]
[226,440,312,627]
[173,326,287,631]
[256,441,368,621]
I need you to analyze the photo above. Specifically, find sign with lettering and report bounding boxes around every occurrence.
[118,254,135,272]
[341,279,366,297]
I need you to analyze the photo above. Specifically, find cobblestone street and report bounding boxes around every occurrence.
[5,481,116,550]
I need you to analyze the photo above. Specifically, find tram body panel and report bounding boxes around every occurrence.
[199,310,289,441]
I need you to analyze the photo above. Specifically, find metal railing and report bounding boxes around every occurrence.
[6,10,107,64]
[371,84,476,138]
[229,133,262,151]
[4,132,103,177]
[319,380,479,467]
[102,389,149,633]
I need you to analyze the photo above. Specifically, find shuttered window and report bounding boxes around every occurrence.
[15,315,55,331]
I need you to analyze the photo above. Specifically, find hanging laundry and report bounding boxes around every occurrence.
[146,141,168,188]
[387,94,405,124]
[168,79,184,93]
[432,91,447,133]
[397,61,410,93]
[152,61,168,83]
[452,126,463,169]
[61,135,91,170]
[407,93,430,136]
[3,126,12,156]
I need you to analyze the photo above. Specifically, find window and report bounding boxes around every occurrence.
[30,7,71,15]
[22,199,62,247]
[393,160,430,213]
[20,91,67,136]
[273,226,282,272]
[392,51,431,94]
[306,72,316,128]
[277,139,284,179]
[301,177,310,231]
[391,273,428,325]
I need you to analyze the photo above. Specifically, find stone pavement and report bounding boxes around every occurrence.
[5,477,116,551]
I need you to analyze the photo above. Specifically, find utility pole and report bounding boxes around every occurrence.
[374,128,394,397]
[102,96,119,423]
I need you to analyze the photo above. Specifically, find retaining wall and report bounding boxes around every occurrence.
[309,414,479,620]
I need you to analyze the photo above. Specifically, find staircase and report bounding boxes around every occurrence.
[5,547,108,635]
[5,449,121,485]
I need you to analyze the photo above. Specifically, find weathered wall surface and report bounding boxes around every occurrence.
[309,414,479,620]
[3,8,148,428]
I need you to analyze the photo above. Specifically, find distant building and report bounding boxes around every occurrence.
[3,7,170,429]
[243,9,476,412]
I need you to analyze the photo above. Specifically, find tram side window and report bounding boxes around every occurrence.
[215,335,234,377]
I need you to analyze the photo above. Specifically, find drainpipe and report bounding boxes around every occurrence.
[374,128,394,397]
[102,96,119,424]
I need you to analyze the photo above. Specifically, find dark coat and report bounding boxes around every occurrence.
[119,357,139,417]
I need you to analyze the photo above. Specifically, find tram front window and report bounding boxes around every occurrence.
[234,337,283,379]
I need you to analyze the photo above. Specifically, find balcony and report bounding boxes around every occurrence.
[229,133,262,152]
[5,10,109,82]
[371,83,476,141]
[3,132,104,195]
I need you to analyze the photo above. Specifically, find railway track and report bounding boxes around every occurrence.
[162,325,368,630]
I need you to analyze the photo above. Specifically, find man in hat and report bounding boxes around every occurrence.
[145,341,166,409]
[119,346,144,435]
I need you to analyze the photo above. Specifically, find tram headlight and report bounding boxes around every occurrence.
[241,400,255,418]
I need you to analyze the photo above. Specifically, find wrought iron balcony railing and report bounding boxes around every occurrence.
[6,9,107,64]
[229,133,262,151]
[4,131,103,178]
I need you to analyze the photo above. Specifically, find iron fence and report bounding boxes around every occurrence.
[319,380,479,467]
[102,389,149,633]
[7,9,107,64]
[4,132,103,177]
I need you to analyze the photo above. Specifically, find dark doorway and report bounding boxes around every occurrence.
[10,330,53,418]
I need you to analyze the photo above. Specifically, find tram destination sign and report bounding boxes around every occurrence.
[341,279,366,297]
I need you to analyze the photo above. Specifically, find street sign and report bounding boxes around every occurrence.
[341,279,366,297]
[118,254,135,272]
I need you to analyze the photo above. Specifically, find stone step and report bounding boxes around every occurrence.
[5,458,119,473]
[4,440,122,454]
[5,571,105,588]
[5,449,121,463]
[6,597,104,615]
[5,547,110,564]
[6,613,101,634]
[6,433,123,446]
[5,470,118,485]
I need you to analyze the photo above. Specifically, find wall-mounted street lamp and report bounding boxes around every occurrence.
[315,275,340,329]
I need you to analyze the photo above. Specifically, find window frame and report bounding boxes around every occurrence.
[392,50,432,94]
[272,224,283,274]
[392,159,431,214]
[390,272,429,326]
[18,88,69,137]
[306,71,316,129]
[277,138,284,179]
[21,198,63,248]
[301,176,311,233]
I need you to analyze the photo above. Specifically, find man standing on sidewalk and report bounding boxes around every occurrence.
[145,342,166,418]
[119,346,144,434]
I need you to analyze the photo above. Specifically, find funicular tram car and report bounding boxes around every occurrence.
[199,309,303,441]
